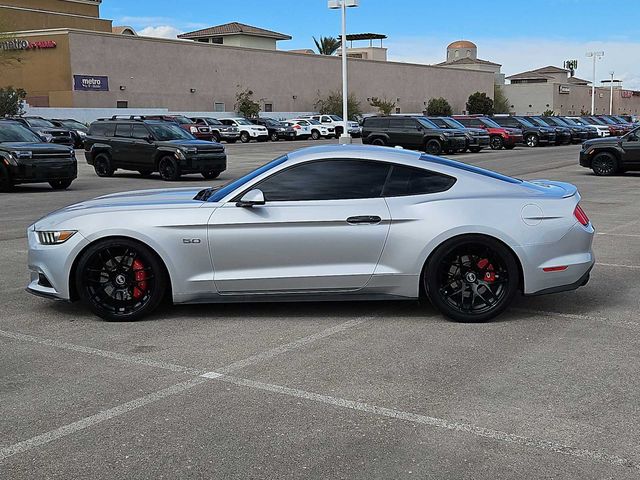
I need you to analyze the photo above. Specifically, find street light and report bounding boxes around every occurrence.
[609,71,614,115]
[329,0,359,144]
[585,51,604,114]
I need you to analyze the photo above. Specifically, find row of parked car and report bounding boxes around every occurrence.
[360,114,638,154]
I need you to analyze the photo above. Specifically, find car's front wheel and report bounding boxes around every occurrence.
[591,152,618,176]
[75,238,168,321]
[424,139,443,155]
[311,130,321,140]
[270,132,279,142]
[93,153,114,177]
[49,179,73,190]
[424,235,519,323]
[240,132,251,143]
[158,156,181,181]
[490,136,503,150]
[525,134,539,147]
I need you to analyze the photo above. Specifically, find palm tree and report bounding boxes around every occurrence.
[313,36,341,55]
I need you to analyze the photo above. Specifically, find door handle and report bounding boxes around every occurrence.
[346,215,382,225]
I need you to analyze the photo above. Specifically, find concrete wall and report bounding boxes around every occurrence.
[1,0,100,17]
[0,3,110,32]
[219,35,277,50]
[62,30,494,114]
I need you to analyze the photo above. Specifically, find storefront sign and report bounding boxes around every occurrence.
[73,75,109,92]
[620,90,633,98]
[0,39,57,51]
[558,85,571,94]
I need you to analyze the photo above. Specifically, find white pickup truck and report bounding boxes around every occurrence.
[299,114,362,138]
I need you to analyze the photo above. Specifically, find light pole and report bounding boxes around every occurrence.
[609,71,614,115]
[586,51,604,114]
[329,0,358,144]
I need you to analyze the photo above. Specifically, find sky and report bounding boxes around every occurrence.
[102,0,640,90]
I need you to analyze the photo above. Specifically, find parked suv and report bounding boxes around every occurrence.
[541,117,590,143]
[7,117,74,146]
[191,117,240,143]
[84,118,226,181]
[250,118,296,141]
[299,114,361,138]
[427,116,490,153]
[525,117,572,145]
[50,118,89,148]
[491,116,556,147]
[452,115,523,150]
[290,118,335,140]
[219,118,268,143]
[0,120,76,191]
[361,116,467,155]
[579,125,640,176]
[143,115,213,141]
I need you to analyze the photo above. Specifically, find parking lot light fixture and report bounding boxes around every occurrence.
[329,0,359,144]
[585,51,604,114]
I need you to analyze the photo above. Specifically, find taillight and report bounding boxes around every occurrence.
[574,204,589,226]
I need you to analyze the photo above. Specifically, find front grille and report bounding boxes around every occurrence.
[198,127,210,133]
[32,152,73,159]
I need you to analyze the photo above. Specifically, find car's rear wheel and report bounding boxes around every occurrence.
[591,152,618,176]
[311,130,321,140]
[490,136,503,150]
[425,139,442,155]
[201,170,221,179]
[240,132,251,143]
[49,179,73,190]
[0,164,13,192]
[525,134,539,147]
[211,132,221,143]
[158,156,181,181]
[94,153,114,177]
[76,238,167,321]
[424,236,519,323]
[469,147,482,153]
[371,138,386,146]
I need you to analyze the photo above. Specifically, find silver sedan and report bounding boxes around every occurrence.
[27,145,595,323]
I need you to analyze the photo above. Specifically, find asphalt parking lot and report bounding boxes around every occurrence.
[1,139,639,479]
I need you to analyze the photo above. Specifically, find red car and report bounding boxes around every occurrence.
[453,115,523,150]
[144,115,215,141]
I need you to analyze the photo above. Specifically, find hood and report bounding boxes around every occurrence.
[583,136,620,148]
[1,142,73,154]
[159,139,224,151]
[32,127,70,135]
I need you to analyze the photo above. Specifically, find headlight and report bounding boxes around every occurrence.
[37,230,77,245]
[77,131,87,137]
[11,150,32,160]
[465,133,473,140]
[175,149,187,160]
[189,126,198,134]
[442,132,453,137]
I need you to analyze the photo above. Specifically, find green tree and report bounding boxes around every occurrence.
[426,97,453,116]
[234,87,260,118]
[314,90,362,120]
[542,109,555,116]
[466,91,494,115]
[493,85,510,114]
[369,97,395,115]
[313,36,341,55]
[0,86,26,116]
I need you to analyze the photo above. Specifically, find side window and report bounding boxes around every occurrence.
[403,119,420,130]
[131,125,149,139]
[468,119,483,128]
[364,118,388,129]
[389,118,404,129]
[89,123,115,137]
[254,159,391,202]
[114,124,131,137]
[383,165,456,197]
[321,116,330,123]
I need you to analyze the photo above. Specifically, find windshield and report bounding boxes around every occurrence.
[264,119,283,126]
[203,118,223,126]
[234,119,254,126]
[329,115,343,121]
[26,118,56,128]
[479,117,501,128]
[529,117,550,127]
[306,119,321,125]
[0,123,43,143]
[60,120,87,130]
[148,123,194,141]
[195,155,289,202]
[417,117,439,129]
[171,116,193,125]
[549,117,568,126]
[441,118,465,129]
[561,117,577,126]
[597,116,616,125]
[514,117,535,127]
[583,117,605,125]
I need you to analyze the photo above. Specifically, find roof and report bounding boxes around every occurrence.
[447,40,476,49]
[507,65,569,80]
[178,22,291,41]
[435,57,501,67]
[567,76,591,85]
[345,33,387,41]
[112,26,137,36]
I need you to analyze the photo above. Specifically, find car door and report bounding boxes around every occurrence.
[129,124,156,169]
[209,159,392,294]
[621,129,640,166]
[110,123,132,166]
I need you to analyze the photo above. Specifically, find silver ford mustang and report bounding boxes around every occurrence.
[27,145,595,323]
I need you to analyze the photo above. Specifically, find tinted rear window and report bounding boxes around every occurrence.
[383,165,456,197]
[364,117,389,129]
[89,122,116,137]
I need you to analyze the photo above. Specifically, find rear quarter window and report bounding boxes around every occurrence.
[364,118,389,129]
[89,123,115,137]
[383,165,456,197]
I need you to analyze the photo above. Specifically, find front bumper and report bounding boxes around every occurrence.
[503,134,523,146]
[9,159,77,184]
[468,136,490,147]
[181,152,227,173]
[579,150,592,168]
[445,137,468,150]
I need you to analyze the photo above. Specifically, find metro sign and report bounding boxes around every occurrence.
[0,39,57,51]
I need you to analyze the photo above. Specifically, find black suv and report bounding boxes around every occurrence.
[0,120,76,191]
[191,117,240,143]
[541,117,589,143]
[427,116,490,153]
[84,118,227,181]
[491,116,556,147]
[579,126,640,176]
[8,117,74,146]
[250,118,296,141]
[362,116,467,155]
[50,118,89,148]
[525,117,571,145]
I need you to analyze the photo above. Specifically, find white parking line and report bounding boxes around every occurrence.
[597,232,640,238]
[596,262,640,270]
[0,317,368,461]
[513,308,640,331]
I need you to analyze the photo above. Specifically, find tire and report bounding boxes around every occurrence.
[0,163,13,192]
[211,132,221,143]
[270,132,279,142]
[49,179,73,190]
[93,153,114,177]
[311,130,321,140]
[158,156,181,181]
[138,170,153,178]
[469,147,482,153]
[525,134,539,147]
[424,235,520,323]
[201,170,221,180]
[489,136,503,150]
[371,138,386,146]
[591,152,618,176]
[424,139,442,155]
[75,238,168,322]
[240,132,251,143]
[504,145,516,150]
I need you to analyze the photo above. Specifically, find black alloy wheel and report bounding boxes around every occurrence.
[591,153,618,176]
[201,170,221,180]
[240,131,251,143]
[425,139,443,155]
[311,130,321,140]
[490,136,503,150]
[94,153,114,177]
[76,239,167,321]
[270,132,279,142]
[525,134,539,147]
[425,236,519,323]
[49,179,73,190]
[158,156,181,181]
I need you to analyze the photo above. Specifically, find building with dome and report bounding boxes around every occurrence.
[436,40,505,85]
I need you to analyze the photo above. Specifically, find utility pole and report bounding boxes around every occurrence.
[609,71,614,115]
[586,51,604,114]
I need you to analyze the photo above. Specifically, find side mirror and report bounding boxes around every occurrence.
[146,135,154,142]
[236,189,265,208]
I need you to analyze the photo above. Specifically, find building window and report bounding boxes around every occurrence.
[211,37,223,44]
[214,102,225,112]
[395,107,401,114]
[264,103,273,112]
[117,101,128,109]
[466,50,471,57]
[454,49,459,59]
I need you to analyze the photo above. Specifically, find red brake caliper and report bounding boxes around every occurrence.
[477,258,496,283]
[132,259,148,299]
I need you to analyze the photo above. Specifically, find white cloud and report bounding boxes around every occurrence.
[386,37,640,90]
[138,25,183,39]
